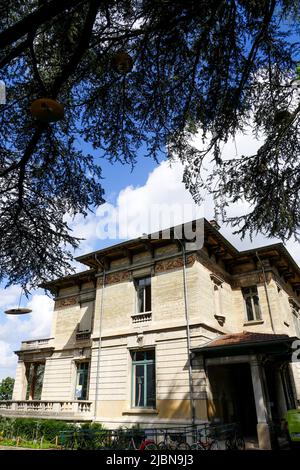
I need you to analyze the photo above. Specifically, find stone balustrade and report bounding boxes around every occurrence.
[20,338,54,351]
[131,312,152,324]
[0,400,93,420]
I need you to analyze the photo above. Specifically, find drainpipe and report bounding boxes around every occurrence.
[174,233,196,429]
[93,254,106,421]
[256,251,275,334]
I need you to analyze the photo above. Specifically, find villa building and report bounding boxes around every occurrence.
[1,219,300,449]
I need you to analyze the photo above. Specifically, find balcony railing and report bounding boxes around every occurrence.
[131,311,152,324]
[0,400,93,420]
[21,338,54,351]
[76,330,91,341]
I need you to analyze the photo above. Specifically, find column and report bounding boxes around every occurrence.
[250,360,272,449]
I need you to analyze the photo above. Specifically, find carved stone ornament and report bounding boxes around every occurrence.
[155,254,196,273]
[106,271,131,285]
[56,296,78,308]
[210,273,224,286]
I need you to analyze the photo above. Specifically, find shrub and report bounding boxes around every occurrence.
[0,417,77,442]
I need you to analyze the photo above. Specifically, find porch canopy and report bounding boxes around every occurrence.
[192,331,299,361]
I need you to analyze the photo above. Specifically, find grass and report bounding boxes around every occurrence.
[0,438,60,449]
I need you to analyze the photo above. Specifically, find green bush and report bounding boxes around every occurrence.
[0,417,16,439]
[80,422,105,431]
[0,417,77,442]
[0,417,108,448]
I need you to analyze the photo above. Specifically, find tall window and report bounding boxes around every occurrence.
[131,350,155,408]
[26,363,45,400]
[242,286,262,321]
[135,277,151,313]
[75,362,89,400]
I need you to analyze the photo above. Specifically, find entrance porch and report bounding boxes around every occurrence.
[193,331,298,449]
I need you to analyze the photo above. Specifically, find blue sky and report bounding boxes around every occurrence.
[1,128,300,381]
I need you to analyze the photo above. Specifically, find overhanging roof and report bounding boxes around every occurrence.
[192,331,298,359]
[40,269,96,292]
[40,218,300,293]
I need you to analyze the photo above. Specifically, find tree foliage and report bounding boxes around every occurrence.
[0,377,15,400]
[0,0,299,288]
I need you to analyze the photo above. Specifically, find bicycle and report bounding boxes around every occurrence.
[127,435,157,450]
[190,428,218,450]
[158,431,190,450]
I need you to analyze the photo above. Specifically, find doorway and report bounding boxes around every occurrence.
[207,362,257,436]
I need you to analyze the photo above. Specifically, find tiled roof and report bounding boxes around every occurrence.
[203,331,290,349]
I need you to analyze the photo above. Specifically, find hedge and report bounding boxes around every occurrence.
[0,417,83,442]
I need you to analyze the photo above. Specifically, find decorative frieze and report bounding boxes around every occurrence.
[56,296,78,308]
[106,271,131,285]
[155,254,197,273]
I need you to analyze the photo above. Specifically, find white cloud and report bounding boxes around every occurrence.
[115,160,204,237]
[0,285,21,309]
[26,294,54,338]
[0,341,16,370]
[0,289,54,380]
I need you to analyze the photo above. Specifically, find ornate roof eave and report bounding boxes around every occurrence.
[40,269,96,293]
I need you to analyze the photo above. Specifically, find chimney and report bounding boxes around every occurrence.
[209,220,220,230]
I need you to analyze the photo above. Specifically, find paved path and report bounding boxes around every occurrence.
[0,445,32,450]
[0,445,56,450]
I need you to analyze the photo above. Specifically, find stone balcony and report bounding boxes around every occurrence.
[131,311,152,324]
[0,400,93,421]
[20,338,54,351]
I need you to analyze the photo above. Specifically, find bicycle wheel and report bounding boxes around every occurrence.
[176,442,191,450]
[158,442,168,450]
[235,437,245,451]
[144,442,158,450]
[190,443,203,450]
[225,438,234,450]
[208,440,218,450]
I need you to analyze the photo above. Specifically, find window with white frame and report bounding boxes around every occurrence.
[74,362,89,400]
[131,350,155,408]
[242,286,262,321]
[135,277,151,313]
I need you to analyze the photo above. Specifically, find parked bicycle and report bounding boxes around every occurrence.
[112,428,158,450]
[126,435,157,450]
[158,431,190,450]
[190,427,218,450]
